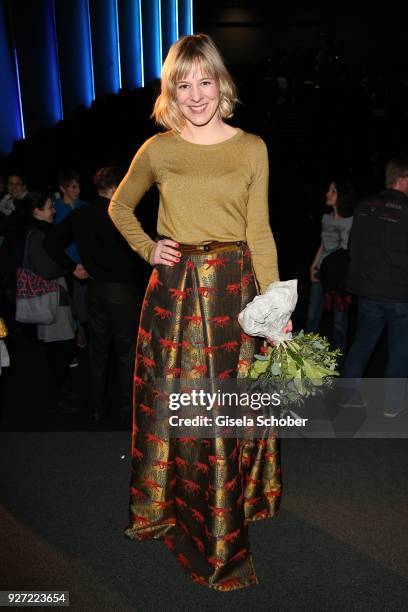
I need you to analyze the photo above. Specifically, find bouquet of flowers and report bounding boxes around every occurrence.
[238,280,340,410]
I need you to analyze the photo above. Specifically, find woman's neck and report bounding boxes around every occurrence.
[63,198,76,207]
[179,118,236,145]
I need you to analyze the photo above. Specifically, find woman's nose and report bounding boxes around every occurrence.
[190,86,202,101]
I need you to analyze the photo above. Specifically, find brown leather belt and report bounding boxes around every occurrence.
[157,236,246,255]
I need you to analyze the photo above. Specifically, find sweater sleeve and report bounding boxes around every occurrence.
[43,214,77,273]
[27,231,67,280]
[245,138,279,293]
[108,139,157,263]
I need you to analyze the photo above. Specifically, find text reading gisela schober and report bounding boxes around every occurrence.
[168,414,309,427]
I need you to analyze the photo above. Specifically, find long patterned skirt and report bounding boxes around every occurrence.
[125,242,282,591]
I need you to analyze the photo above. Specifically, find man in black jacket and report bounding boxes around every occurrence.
[342,154,408,417]
[44,167,140,421]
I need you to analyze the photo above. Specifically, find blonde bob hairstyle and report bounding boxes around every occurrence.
[152,33,238,132]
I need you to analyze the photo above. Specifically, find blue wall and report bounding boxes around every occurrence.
[161,0,178,61]
[11,0,63,138]
[0,0,24,155]
[54,0,95,116]
[178,0,193,37]
[89,0,122,97]
[141,0,162,83]
[118,0,144,89]
[0,0,194,156]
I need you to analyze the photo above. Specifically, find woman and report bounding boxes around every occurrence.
[306,178,356,360]
[24,193,84,411]
[109,34,283,591]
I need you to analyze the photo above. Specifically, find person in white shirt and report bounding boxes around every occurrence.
[0,174,29,216]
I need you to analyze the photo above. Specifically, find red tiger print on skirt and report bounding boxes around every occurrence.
[125,242,282,591]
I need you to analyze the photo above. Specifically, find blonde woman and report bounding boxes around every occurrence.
[109,34,283,591]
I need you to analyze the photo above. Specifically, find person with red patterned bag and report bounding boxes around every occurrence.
[22,193,87,413]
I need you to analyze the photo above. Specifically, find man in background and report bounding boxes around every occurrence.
[341,154,408,417]
[44,167,139,422]
[54,170,88,350]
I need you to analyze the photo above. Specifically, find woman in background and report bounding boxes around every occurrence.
[306,177,357,361]
[24,192,86,411]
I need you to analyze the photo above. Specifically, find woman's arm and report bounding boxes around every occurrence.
[310,243,323,281]
[245,138,279,294]
[340,217,353,251]
[108,140,157,264]
[44,213,89,280]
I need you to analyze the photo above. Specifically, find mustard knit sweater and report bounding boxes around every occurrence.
[108,128,279,293]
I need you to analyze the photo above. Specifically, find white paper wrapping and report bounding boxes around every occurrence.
[238,279,298,344]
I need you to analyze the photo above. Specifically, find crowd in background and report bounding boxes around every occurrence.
[0,167,145,423]
[1,47,408,425]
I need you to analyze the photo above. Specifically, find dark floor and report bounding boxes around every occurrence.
[0,328,131,431]
[1,434,407,611]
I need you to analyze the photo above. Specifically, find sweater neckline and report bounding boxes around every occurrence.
[173,127,244,149]
[28,218,54,233]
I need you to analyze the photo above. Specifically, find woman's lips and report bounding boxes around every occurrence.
[189,104,207,113]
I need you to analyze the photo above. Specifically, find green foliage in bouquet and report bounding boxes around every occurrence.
[248,331,341,407]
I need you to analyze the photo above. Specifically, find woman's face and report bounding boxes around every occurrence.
[60,180,80,203]
[326,182,338,207]
[175,62,220,128]
[33,198,55,223]
[7,175,26,199]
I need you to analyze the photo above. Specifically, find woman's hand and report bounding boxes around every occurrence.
[310,265,319,282]
[266,319,293,345]
[310,244,323,282]
[150,239,181,266]
[284,319,293,334]
[73,264,90,280]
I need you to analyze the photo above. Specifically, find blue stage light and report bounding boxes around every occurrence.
[51,0,64,120]
[114,0,122,89]
[190,0,193,33]
[116,0,144,89]
[45,0,64,124]
[178,0,194,37]
[86,0,96,100]
[9,0,64,135]
[13,47,26,140]
[138,0,145,87]
[0,1,24,153]
[141,0,162,82]
[43,0,64,125]
[54,0,96,113]
[158,0,163,69]
[89,0,122,96]
[161,0,178,61]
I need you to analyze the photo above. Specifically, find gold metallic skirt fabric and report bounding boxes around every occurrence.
[125,243,282,591]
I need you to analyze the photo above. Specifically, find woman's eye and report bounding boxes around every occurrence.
[178,84,188,90]
[201,81,211,86]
